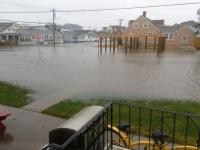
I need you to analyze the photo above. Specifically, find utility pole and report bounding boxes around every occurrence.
[119,19,124,34]
[119,19,124,27]
[52,9,56,48]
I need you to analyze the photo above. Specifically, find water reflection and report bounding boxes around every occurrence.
[0,43,200,100]
[0,133,14,143]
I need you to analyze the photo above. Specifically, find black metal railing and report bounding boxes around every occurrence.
[42,102,200,150]
[111,102,200,149]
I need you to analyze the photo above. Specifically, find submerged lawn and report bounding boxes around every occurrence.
[0,81,32,107]
[42,99,108,118]
[43,99,200,145]
[43,99,200,118]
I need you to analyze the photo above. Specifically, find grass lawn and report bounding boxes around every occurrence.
[42,99,200,118]
[43,99,200,145]
[0,81,32,107]
[42,99,108,118]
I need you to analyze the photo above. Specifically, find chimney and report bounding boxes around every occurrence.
[143,11,147,17]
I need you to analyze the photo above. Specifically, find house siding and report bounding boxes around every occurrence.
[124,15,197,50]
[174,25,196,48]
[125,15,160,37]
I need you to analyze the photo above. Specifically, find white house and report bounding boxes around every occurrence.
[18,26,64,45]
[0,22,23,45]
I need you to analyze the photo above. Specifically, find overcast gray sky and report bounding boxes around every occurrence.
[0,0,199,29]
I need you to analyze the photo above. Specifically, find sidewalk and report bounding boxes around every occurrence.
[0,105,64,150]
[23,87,85,112]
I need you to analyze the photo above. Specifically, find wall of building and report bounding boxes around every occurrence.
[125,16,160,37]
[174,26,196,49]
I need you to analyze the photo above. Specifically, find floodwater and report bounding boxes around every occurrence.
[0,43,200,101]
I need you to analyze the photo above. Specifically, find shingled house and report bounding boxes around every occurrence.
[124,11,198,50]
[0,22,22,45]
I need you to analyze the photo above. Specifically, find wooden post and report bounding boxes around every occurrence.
[145,36,147,51]
[117,37,119,49]
[98,37,99,55]
[157,37,161,53]
[130,37,132,52]
[100,37,102,54]
[110,37,112,52]
[113,37,116,53]
[117,37,119,50]
[162,37,166,51]
[105,37,107,53]
[125,37,128,53]
[136,37,139,50]
[154,37,157,52]
[133,37,136,51]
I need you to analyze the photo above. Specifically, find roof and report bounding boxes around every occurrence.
[151,20,165,26]
[73,30,97,36]
[187,25,198,33]
[179,20,197,27]
[157,25,179,33]
[141,16,160,31]
[128,20,135,25]
[175,25,198,34]
[0,22,15,32]
[19,26,53,35]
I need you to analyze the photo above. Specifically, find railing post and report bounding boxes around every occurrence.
[110,103,113,149]
[197,127,200,148]
[172,113,176,150]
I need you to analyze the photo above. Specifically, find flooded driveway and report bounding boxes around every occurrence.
[0,43,200,100]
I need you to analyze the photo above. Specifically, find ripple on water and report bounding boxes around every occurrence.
[186,64,200,99]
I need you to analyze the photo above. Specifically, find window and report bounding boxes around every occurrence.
[1,35,6,40]
[182,35,188,43]
[169,33,173,40]
[133,23,139,29]
[148,32,153,37]
[164,33,168,38]
[45,35,48,39]
[143,22,148,28]
[164,33,174,40]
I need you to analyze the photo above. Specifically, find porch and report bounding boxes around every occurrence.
[0,34,19,46]
[41,102,200,150]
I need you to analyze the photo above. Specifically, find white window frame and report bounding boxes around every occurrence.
[164,33,174,40]
[169,33,174,40]
[148,32,153,37]
[133,22,139,29]
[182,35,188,43]
[164,33,169,40]
[143,22,148,28]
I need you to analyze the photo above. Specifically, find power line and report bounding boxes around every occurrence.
[0,2,199,14]
[0,11,50,14]
[56,2,200,13]
[0,19,49,24]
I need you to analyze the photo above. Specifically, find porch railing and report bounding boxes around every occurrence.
[42,102,200,150]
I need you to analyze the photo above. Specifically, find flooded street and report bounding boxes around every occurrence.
[0,43,200,100]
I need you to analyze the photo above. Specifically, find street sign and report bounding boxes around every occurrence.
[34,33,42,41]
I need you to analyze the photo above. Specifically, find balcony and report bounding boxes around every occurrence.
[41,102,200,150]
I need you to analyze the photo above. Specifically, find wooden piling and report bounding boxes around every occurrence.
[125,37,128,53]
[100,37,102,54]
[105,37,107,53]
[154,37,157,52]
[157,37,161,53]
[130,37,132,52]
[133,37,136,51]
[136,37,139,50]
[145,36,147,51]
[110,37,112,52]
[117,37,120,50]
[113,37,116,53]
